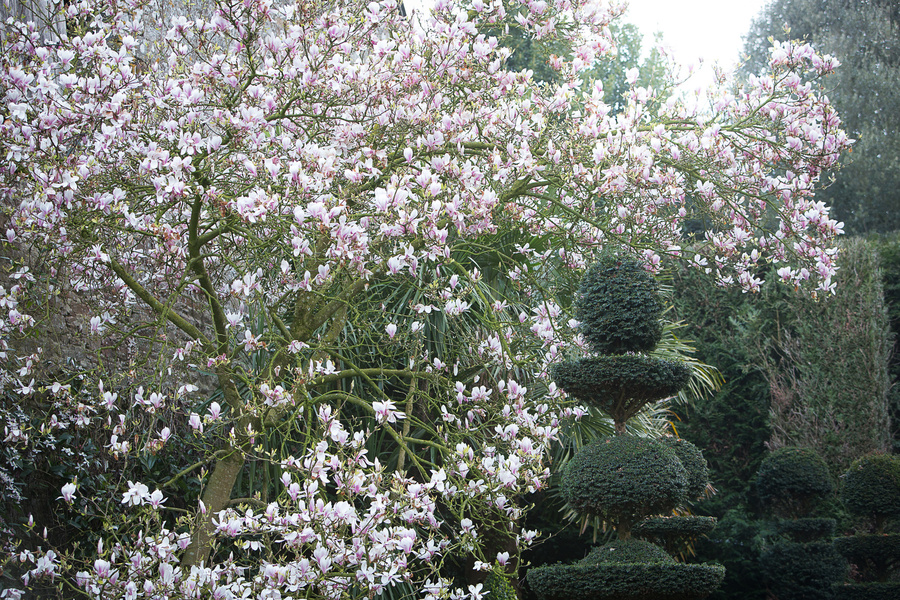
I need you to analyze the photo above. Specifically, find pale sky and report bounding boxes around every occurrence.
[623,0,772,90]
[404,0,774,91]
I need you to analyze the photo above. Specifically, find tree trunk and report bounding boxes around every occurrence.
[618,517,631,540]
[181,370,252,567]
[181,447,244,566]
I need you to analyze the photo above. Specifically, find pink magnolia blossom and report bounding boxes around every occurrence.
[0,0,853,597]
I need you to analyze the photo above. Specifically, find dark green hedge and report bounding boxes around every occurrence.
[634,516,718,539]
[832,582,900,600]
[760,540,847,600]
[774,518,836,543]
[757,447,834,518]
[561,436,688,524]
[581,539,674,565]
[551,356,691,424]
[834,533,900,563]
[526,561,725,600]
[660,437,709,499]
[575,256,663,355]
[841,454,900,524]
[834,533,900,581]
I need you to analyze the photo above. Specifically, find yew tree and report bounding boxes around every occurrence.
[0,0,850,597]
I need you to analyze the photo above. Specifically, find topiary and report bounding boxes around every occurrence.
[633,516,718,556]
[527,259,723,600]
[551,356,692,426]
[561,436,688,536]
[840,453,900,532]
[660,437,710,500]
[575,256,663,355]
[581,539,675,565]
[526,561,726,600]
[634,516,718,539]
[833,534,900,582]
[691,508,768,600]
[757,447,834,518]
[760,540,846,600]
[774,518,836,543]
[832,582,900,600]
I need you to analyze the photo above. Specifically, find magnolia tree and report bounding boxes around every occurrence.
[0,0,849,597]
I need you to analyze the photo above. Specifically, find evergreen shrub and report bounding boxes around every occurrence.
[840,453,900,526]
[551,356,691,422]
[575,256,663,354]
[581,539,674,564]
[526,562,726,600]
[833,533,900,563]
[757,447,833,518]
[660,437,710,499]
[561,436,688,524]
[759,540,846,600]
[832,582,900,600]
[485,571,518,600]
[774,518,836,543]
[634,516,718,539]
[833,534,900,581]
[692,509,768,600]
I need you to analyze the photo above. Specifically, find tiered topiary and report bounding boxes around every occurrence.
[632,437,717,556]
[832,453,900,600]
[527,256,725,600]
[757,447,846,600]
[757,447,835,520]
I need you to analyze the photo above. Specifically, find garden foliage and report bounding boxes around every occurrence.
[833,453,900,599]
[756,446,833,519]
[528,258,723,600]
[758,446,844,600]
[0,0,853,597]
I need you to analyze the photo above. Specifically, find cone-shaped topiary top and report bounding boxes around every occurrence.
[575,256,663,355]
[841,453,900,530]
[561,435,689,533]
[757,447,833,519]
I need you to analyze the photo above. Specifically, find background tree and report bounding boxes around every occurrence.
[493,15,671,113]
[742,0,900,234]
[670,238,893,599]
[750,239,892,475]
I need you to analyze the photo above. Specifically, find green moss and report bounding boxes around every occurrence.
[551,356,691,424]
[757,447,834,518]
[575,256,663,354]
[660,437,709,500]
[561,436,688,526]
[526,562,726,600]
[580,539,674,565]
[840,454,900,526]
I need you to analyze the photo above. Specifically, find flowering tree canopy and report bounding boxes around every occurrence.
[0,0,849,597]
